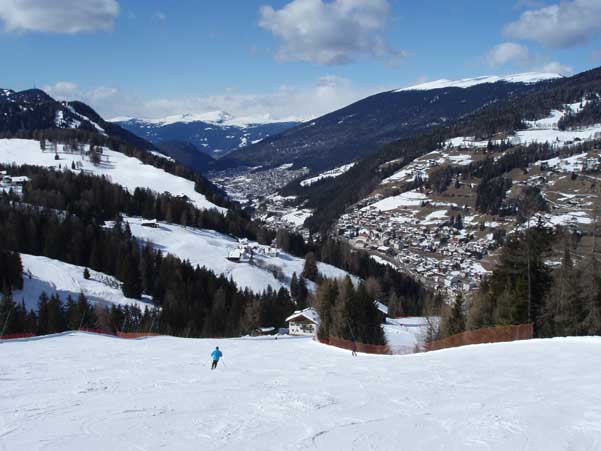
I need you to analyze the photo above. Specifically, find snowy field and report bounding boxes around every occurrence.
[300,163,355,187]
[2,333,601,450]
[11,254,153,311]
[123,217,352,293]
[0,139,225,212]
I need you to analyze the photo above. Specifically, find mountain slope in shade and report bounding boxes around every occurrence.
[221,73,562,172]
[155,140,216,173]
[115,113,300,157]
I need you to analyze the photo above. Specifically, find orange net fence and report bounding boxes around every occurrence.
[318,336,390,355]
[116,332,162,339]
[425,323,533,352]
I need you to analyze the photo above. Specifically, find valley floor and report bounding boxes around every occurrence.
[1,333,600,450]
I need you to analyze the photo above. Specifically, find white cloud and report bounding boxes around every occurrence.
[487,42,530,67]
[0,0,119,33]
[484,42,573,75]
[504,0,601,48]
[537,61,574,75]
[42,76,390,123]
[42,81,80,98]
[258,0,405,65]
[153,11,166,22]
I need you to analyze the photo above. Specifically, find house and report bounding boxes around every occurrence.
[265,246,279,258]
[141,220,159,228]
[253,326,276,336]
[227,248,243,263]
[285,308,320,336]
[373,300,389,322]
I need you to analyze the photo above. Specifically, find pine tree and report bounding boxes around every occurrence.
[290,272,299,302]
[445,293,466,337]
[302,252,319,282]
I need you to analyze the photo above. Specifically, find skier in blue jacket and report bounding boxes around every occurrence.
[211,346,223,370]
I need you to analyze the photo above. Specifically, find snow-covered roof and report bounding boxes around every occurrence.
[374,300,389,316]
[286,307,320,325]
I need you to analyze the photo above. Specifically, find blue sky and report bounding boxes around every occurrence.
[0,0,599,120]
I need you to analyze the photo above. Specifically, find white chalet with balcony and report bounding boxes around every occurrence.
[285,308,320,336]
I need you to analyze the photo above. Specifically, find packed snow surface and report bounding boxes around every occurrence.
[300,163,355,187]
[0,139,225,213]
[2,334,601,450]
[396,72,561,92]
[364,190,428,211]
[280,208,313,227]
[122,217,351,293]
[11,254,153,311]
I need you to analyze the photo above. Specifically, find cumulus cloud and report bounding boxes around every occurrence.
[537,61,574,75]
[0,0,119,33]
[258,0,405,65]
[504,0,601,48]
[487,42,530,67]
[485,41,573,75]
[42,76,390,123]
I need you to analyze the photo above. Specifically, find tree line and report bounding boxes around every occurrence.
[437,222,601,339]
[0,200,298,337]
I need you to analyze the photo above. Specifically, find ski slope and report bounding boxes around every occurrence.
[1,333,600,450]
[0,139,225,212]
[11,254,153,311]
[122,217,353,293]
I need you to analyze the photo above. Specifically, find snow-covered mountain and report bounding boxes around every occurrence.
[0,139,226,212]
[114,112,300,157]
[221,72,562,171]
[395,72,562,92]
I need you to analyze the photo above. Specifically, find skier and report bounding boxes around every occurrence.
[211,346,223,370]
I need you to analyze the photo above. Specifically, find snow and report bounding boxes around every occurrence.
[65,105,106,135]
[0,139,225,213]
[447,97,601,151]
[421,209,448,225]
[396,72,562,92]
[280,208,313,227]
[121,217,351,294]
[364,190,428,211]
[3,333,600,450]
[537,152,589,172]
[11,254,153,311]
[300,163,356,187]
[117,111,304,128]
[383,316,431,354]
[285,307,319,324]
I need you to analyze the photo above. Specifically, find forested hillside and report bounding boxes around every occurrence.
[293,66,601,235]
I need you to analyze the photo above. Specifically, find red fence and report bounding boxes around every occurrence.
[0,332,36,340]
[425,323,534,352]
[318,336,390,355]
[117,332,162,339]
[79,328,117,336]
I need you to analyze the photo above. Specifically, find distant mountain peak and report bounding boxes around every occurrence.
[113,111,304,128]
[395,72,563,92]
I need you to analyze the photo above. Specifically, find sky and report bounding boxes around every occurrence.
[0,0,600,122]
